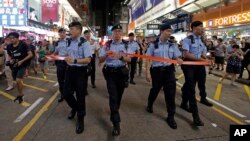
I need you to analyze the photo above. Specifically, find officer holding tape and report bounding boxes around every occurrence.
[181,21,211,126]
[99,24,131,136]
[145,22,183,129]
[63,21,92,134]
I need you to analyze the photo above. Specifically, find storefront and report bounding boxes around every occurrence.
[192,0,250,40]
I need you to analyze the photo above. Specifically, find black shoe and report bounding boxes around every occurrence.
[68,109,76,120]
[92,84,96,88]
[180,103,191,113]
[200,99,213,107]
[112,124,120,136]
[166,117,177,129]
[14,96,23,104]
[57,97,64,103]
[75,119,84,134]
[85,91,89,96]
[146,106,153,113]
[130,81,136,85]
[193,113,204,126]
[216,67,219,70]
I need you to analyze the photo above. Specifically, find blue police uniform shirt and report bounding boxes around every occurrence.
[182,33,207,59]
[128,41,140,54]
[54,38,68,56]
[67,37,92,67]
[146,39,181,67]
[100,40,131,67]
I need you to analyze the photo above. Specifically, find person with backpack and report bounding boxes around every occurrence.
[99,24,131,136]
[53,28,68,102]
[6,32,33,103]
[145,22,183,129]
[63,21,92,134]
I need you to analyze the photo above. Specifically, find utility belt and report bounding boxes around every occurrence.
[105,66,126,73]
[151,65,174,72]
[67,65,87,71]
[55,60,67,66]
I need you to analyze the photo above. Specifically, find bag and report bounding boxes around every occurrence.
[38,57,46,63]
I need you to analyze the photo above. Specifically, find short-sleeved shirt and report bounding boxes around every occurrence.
[146,40,181,67]
[54,39,68,56]
[100,40,131,67]
[128,41,140,54]
[67,37,92,67]
[28,44,36,59]
[7,41,30,68]
[38,46,49,58]
[182,33,207,59]
[215,44,226,57]
[90,41,100,54]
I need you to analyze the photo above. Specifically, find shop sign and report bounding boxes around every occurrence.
[147,24,159,29]
[0,0,27,26]
[135,0,176,28]
[135,29,144,33]
[207,10,250,27]
[129,0,163,21]
[28,0,41,22]
[42,0,59,22]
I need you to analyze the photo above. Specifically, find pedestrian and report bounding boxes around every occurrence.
[214,38,226,71]
[63,21,92,134]
[219,44,243,85]
[6,32,33,103]
[25,36,38,76]
[145,22,183,129]
[99,24,131,136]
[37,40,50,79]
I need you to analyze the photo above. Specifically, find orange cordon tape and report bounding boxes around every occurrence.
[112,52,211,66]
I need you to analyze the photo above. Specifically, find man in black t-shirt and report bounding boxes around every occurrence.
[7,32,33,103]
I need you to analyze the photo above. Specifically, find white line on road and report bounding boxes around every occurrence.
[14,97,44,123]
[176,82,247,118]
[245,120,250,123]
[211,123,217,127]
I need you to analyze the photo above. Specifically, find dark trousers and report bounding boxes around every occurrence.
[181,65,206,113]
[129,57,137,81]
[63,66,87,119]
[88,54,96,85]
[55,60,67,98]
[148,66,176,117]
[239,60,250,79]
[105,67,126,124]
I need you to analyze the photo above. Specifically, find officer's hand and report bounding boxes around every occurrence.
[17,60,23,67]
[65,56,74,64]
[109,52,120,60]
[146,72,151,82]
[105,51,113,57]
[177,58,183,65]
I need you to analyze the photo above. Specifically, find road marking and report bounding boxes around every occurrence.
[14,97,44,123]
[212,107,245,125]
[27,76,56,83]
[0,90,30,107]
[176,82,247,118]
[37,72,56,76]
[245,120,250,123]
[13,91,59,141]
[176,73,184,80]
[243,85,250,99]
[14,82,49,93]
[211,123,217,127]
[214,83,222,101]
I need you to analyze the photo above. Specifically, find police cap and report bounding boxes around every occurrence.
[159,22,172,31]
[58,28,66,33]
[111,24,122,31]
[69,21,83,30]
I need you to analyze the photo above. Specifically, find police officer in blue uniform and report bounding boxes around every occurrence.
[54,28,68,102]
[181,21,211,126]
[145,23,183,129]
[99,24,131,136]
[128,32,140,85]
[63,21,92,134]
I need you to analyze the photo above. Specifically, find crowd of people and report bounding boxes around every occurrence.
[0,20,249,136]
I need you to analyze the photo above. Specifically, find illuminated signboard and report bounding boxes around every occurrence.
[0,0,27,26]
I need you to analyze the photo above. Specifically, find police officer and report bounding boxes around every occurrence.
[54,28,68,102]
[145,23,183,129]
[99,24,131,136]
[63,21,92,134]
[181,21,212,126]
[127,32,140,85]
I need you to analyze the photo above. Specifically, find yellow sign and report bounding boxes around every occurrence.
[206,10,250,27]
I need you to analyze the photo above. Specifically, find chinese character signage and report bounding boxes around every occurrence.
[0,0,27,26]
[42,0,58,22]
[147,24,159,29]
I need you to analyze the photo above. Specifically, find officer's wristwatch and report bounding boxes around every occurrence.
[74,59,77,64]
